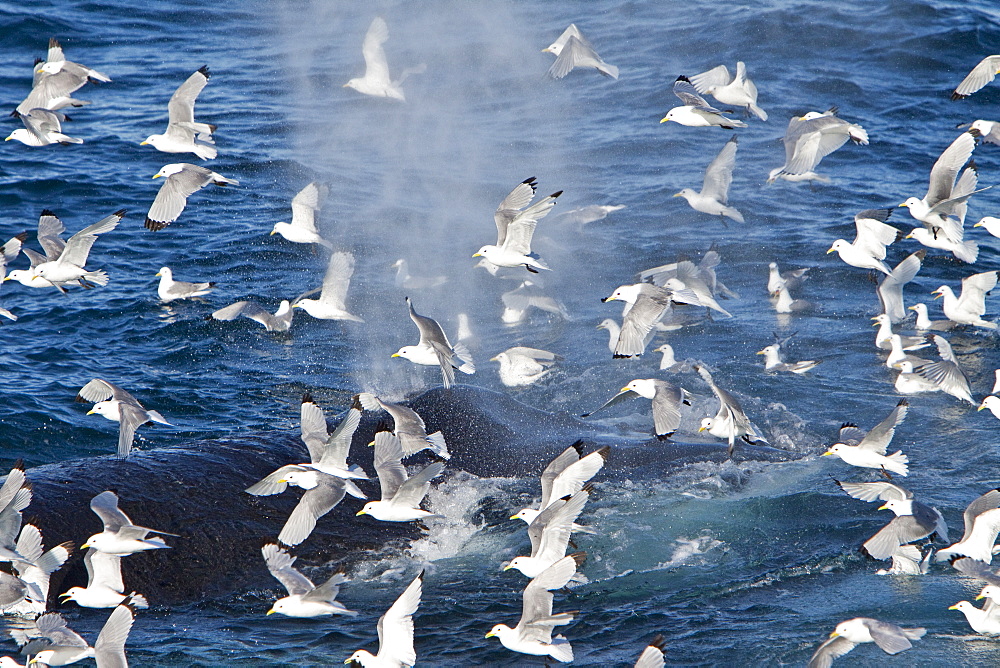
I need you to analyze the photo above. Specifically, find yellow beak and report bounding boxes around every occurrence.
[472,252,482,257]
[620,386,631,392]
[976,593,986,600]
[86,408,96,415]
[140,140,149,146]
[899,201,909,207]
[978,404,987,411]
[659,116,670,124]
[266,609,276,615]
[828,631,839,639]
[502,563,514,571]
[948,603,961,610]
[825,246,836,254]
[269,230,277,235]
[356,509,366,516]
[672,193,682,198]
[490,356,499,362]
[820,450,834,457]
[756,350,766,355]
[485,631,496,638]
[698,425,707,432]
[390,352,401,358]
[878,503,889,510]
[152,174,162,179]
[509,514,520,520]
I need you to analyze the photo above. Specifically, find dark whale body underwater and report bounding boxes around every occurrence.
[22,386,789,606]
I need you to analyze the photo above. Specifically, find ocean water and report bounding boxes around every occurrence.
[2,0,1000,664]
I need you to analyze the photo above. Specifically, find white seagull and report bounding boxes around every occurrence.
[674,136,744,223]
[344,572,422,667]
[140,66,217,159]
[767,107,868,183]
[392,297,474,389]
[145,163,238,231]
[826,209,900,275]
[660,76,747,128]
[344,17,425,101]
[6,108,82,146]
[822,400,909,476]
[32,209,123,291]
[293,251,364,322]
[263,543,357,618]
[355,432,444,523]
[689,61,766,120]
[952,55,1000,99]
[270,182,333,249]
[77,379,171,459]
[543,24,618,79]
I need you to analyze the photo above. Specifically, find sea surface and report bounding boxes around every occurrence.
[2,0,1000,665]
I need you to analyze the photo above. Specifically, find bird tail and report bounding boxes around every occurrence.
[884,450,909,476]
[194,143,218,160]
[129,593,149,609]
[599,63,620,79]
[723,118,748,129]
[548,636,574,663]
[83,270,109,286]
[722,206,744,224]
[954,240,979,264]
[453,342,475,374]
[748,102,767,121]
[146,410,171,426]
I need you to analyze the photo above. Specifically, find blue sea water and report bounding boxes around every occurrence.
[3,0,1000,664]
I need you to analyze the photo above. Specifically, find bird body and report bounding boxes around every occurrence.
[674,136,744,223]
[141,66,217,159]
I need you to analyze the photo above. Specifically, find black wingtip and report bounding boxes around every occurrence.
[649,634,667,651]
[675,75,691,83]
[569,439,585,455]
[550,191,563,198]
[198,65,211,78]
[301,390,314,405]
[951,92,966,101]
[113,208,127,217]
[145,217,167,231]
[40,208,56,217]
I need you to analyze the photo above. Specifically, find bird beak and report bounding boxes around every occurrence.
[508,514,519,520]
[140,140,149,146]
[601,295,616,303]
[825,246,836,254]
[948,603,961,610]
[502,563,514,571]
[490,356,499,362]
[932,289,943,299]
[659,116,670,124]
[828,631,839,638]
[266,609,275,615]
[86,408,96,415]
[155,271,161,277]
[976,593,986,600]
[390,352,401,358]
[899,202,909,207]
[978,402,987,411]
[975,220,985,228]
[672,192,682,198]
[620,386,631,392]
[292,304,301,309]
[698,425,707,432]
[907,305,916,311]
[277,479,288,484]
[820,450,834,457]
[878,503,889,510]
[81,542,91,549]
[152,174,162,179]
[356,509,366,516]
[755,349,766,355]
[58,592,71,599]
[472,252,481,257]
[485,630,496,638]
[904,232,914,239]
[269,230,277,235]
[342,83,350,88]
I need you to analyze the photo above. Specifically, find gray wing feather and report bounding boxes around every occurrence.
[960,489,1000,542]
[858,400,907,454]
[318,407,362,471]
[245,465,300,496]
[299,399,329,464]
[836,480,910,503]
[390,461,444,507]
[319,251,355,308]
[689,64,732,91]
[807,635,856,668]
[865,619,922,655]
[954,55,1000,98]
[58,212,123,268]
[90,492,131,532]
[700,136,737,202]
[863,515,933,559]
[538,444,581,509]
[651,383,684,436]
[92,601,135,668]
[262,543,313,596]
[277,477,347,546]
[167,68,209,127]
[147,166,212,225]
[373,432,407,501]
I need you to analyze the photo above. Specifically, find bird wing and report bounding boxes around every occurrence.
[406,297,451,349]
[90,491,131,532]
[22,108,66,139]
[167,66,209,127]
[290,181,327,233]
[958,270,998,314]
[245,464,299,496]
[960,489,1000,542]
[537,442,582,509]
[672,77,718,111]
[36,209,66,259]
[318,251,355,308]
[77,378,123,404]
[299,394,329,464]
[317,405,362,472]
[278,476,347,546]
[913,359,971,401]
[87,548,125,593]
[262,543,313,596]
[373,431,407,501]
[853,213,899,260]
[115,402,147,458]
[57,210,124,268]
[494,177,537,246]
[953,557,1000,586]
[651,382,685,436]
[697,365,751,433]
[806,635,856,668]
[953,55,1000,98]
[865,619,918,655]
[924,132,976,207]
[858,399,908,454]
[303,571,349,605]
[361,17,391,85]
[547,35,600,79]
[581,389,636,419]
[616,290,672,357]
[550,447,608,504]
[533,489,588,564]
[92,600,135,668]
[376,573,421,665]
[634,636,667,668]
[35,612,89,647]
[389,461,443,507]
[501,217,538,256]
[527,497,566,557]
[147,165,213,227]
[836,480,910,503]
[700,136,737,203]
[863,515,933,560]
[877,250,925,323]
[689,64,732,92]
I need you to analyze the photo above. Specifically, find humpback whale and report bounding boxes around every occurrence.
[19,386,790,606]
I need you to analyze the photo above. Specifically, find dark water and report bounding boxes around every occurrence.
[2,0,1000,664]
